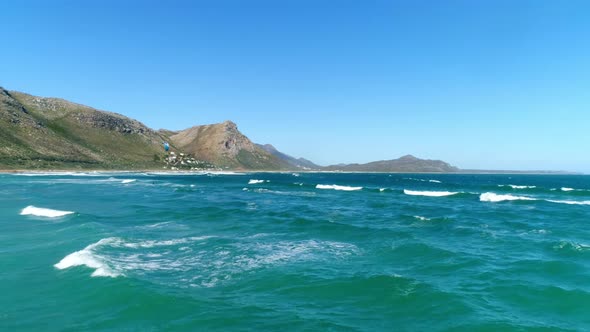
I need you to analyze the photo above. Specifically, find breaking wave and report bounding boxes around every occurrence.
[480,193,536,202]
[499,184,537,189]
[248,179,267,184]
[54,236,359,287]
[403,190,458,197]
[480,193,590,206]
[54,238,122,277]
[316,184,363,191]
[20,206,74,218]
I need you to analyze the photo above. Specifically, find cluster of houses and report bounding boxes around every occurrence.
[163,151,215,170]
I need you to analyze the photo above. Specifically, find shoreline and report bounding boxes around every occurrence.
[0,169,583,175]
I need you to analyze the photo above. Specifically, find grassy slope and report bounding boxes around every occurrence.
[0,90,168,169]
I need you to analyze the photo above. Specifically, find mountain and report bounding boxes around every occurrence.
[256,144,322,170]
[168,121,288,170]
[0,87,168,169]
[4,86,558,173]
[325,155,459,173]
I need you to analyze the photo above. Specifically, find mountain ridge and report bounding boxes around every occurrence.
[1,85,573,173]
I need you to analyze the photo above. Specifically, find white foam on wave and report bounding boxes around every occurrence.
[403,189,458,197]
[480,192,590,206]
[554,241,590,252]
[480,192,536,202]
[379,188,386,192]
[252,188,316,197]
[55,236,215,278]
[429,180,442,183]
[248,179,267,184]
[547,199,590,206]
[316,184,363,191]
[499,184,536,189]
[54,235,358,287]
[413,215,431,221]
[561,187,575,191]
[122,236,215,249]
[121,179,136,184]
[20,206,74,218]
[54,237,122,277]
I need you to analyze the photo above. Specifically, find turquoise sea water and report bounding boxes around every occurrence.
[1,172,589,331]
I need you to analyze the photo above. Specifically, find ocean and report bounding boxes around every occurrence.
[1,172,589,331]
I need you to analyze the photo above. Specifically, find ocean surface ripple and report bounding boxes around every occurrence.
[2,172,590,331]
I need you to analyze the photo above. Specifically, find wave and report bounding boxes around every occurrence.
[413,216,431,221]
[250,188,316,197]
[20,206,74,218]
[316,184,363,191]
[554,241,590,253]
[248,179,267,184]
[559,187,590,192]
[499,184,537,189]
[547,199,590,206]
[54,237,122,277]
[480,192,590,206]
[404,178,442,184]
[121,179,136,184]
[54,236,358,286]
[403,189,458,197]
[480,193,536,202]
[121,236,215,249]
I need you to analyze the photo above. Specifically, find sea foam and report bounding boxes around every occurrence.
[248,179,267,184]
[316,184,363,191]
[403,190,458,197]
[547,199,590,206]
[121,179,136,184]
[480,192,590,205]
[479,193,536,202]
[20,206,74,218]
[54,237,122,277]
[499,185,537,189]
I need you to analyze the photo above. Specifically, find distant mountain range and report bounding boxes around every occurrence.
[0,86,574,173]
[324,155,458,173]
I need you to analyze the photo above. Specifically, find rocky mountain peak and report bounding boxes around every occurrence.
[399,154,418,161]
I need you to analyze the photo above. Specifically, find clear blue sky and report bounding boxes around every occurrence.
[1,0,589,172]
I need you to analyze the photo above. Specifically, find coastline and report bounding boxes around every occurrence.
[0,169,583,175]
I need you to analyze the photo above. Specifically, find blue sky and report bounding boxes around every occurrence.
[1,0,589,172]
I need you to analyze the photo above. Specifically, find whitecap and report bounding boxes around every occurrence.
[547,199,590,206]
[122,236,215,249]
[479,192,536,202]
[403,189,458,197]
[413,216,431,221]
[316,184,363,191]
[54,237,122,277]
[429,180,442,183]
[20,206,74,218]
[121,179,136,184]
[499,184,536,189]
[248,179,267,184]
